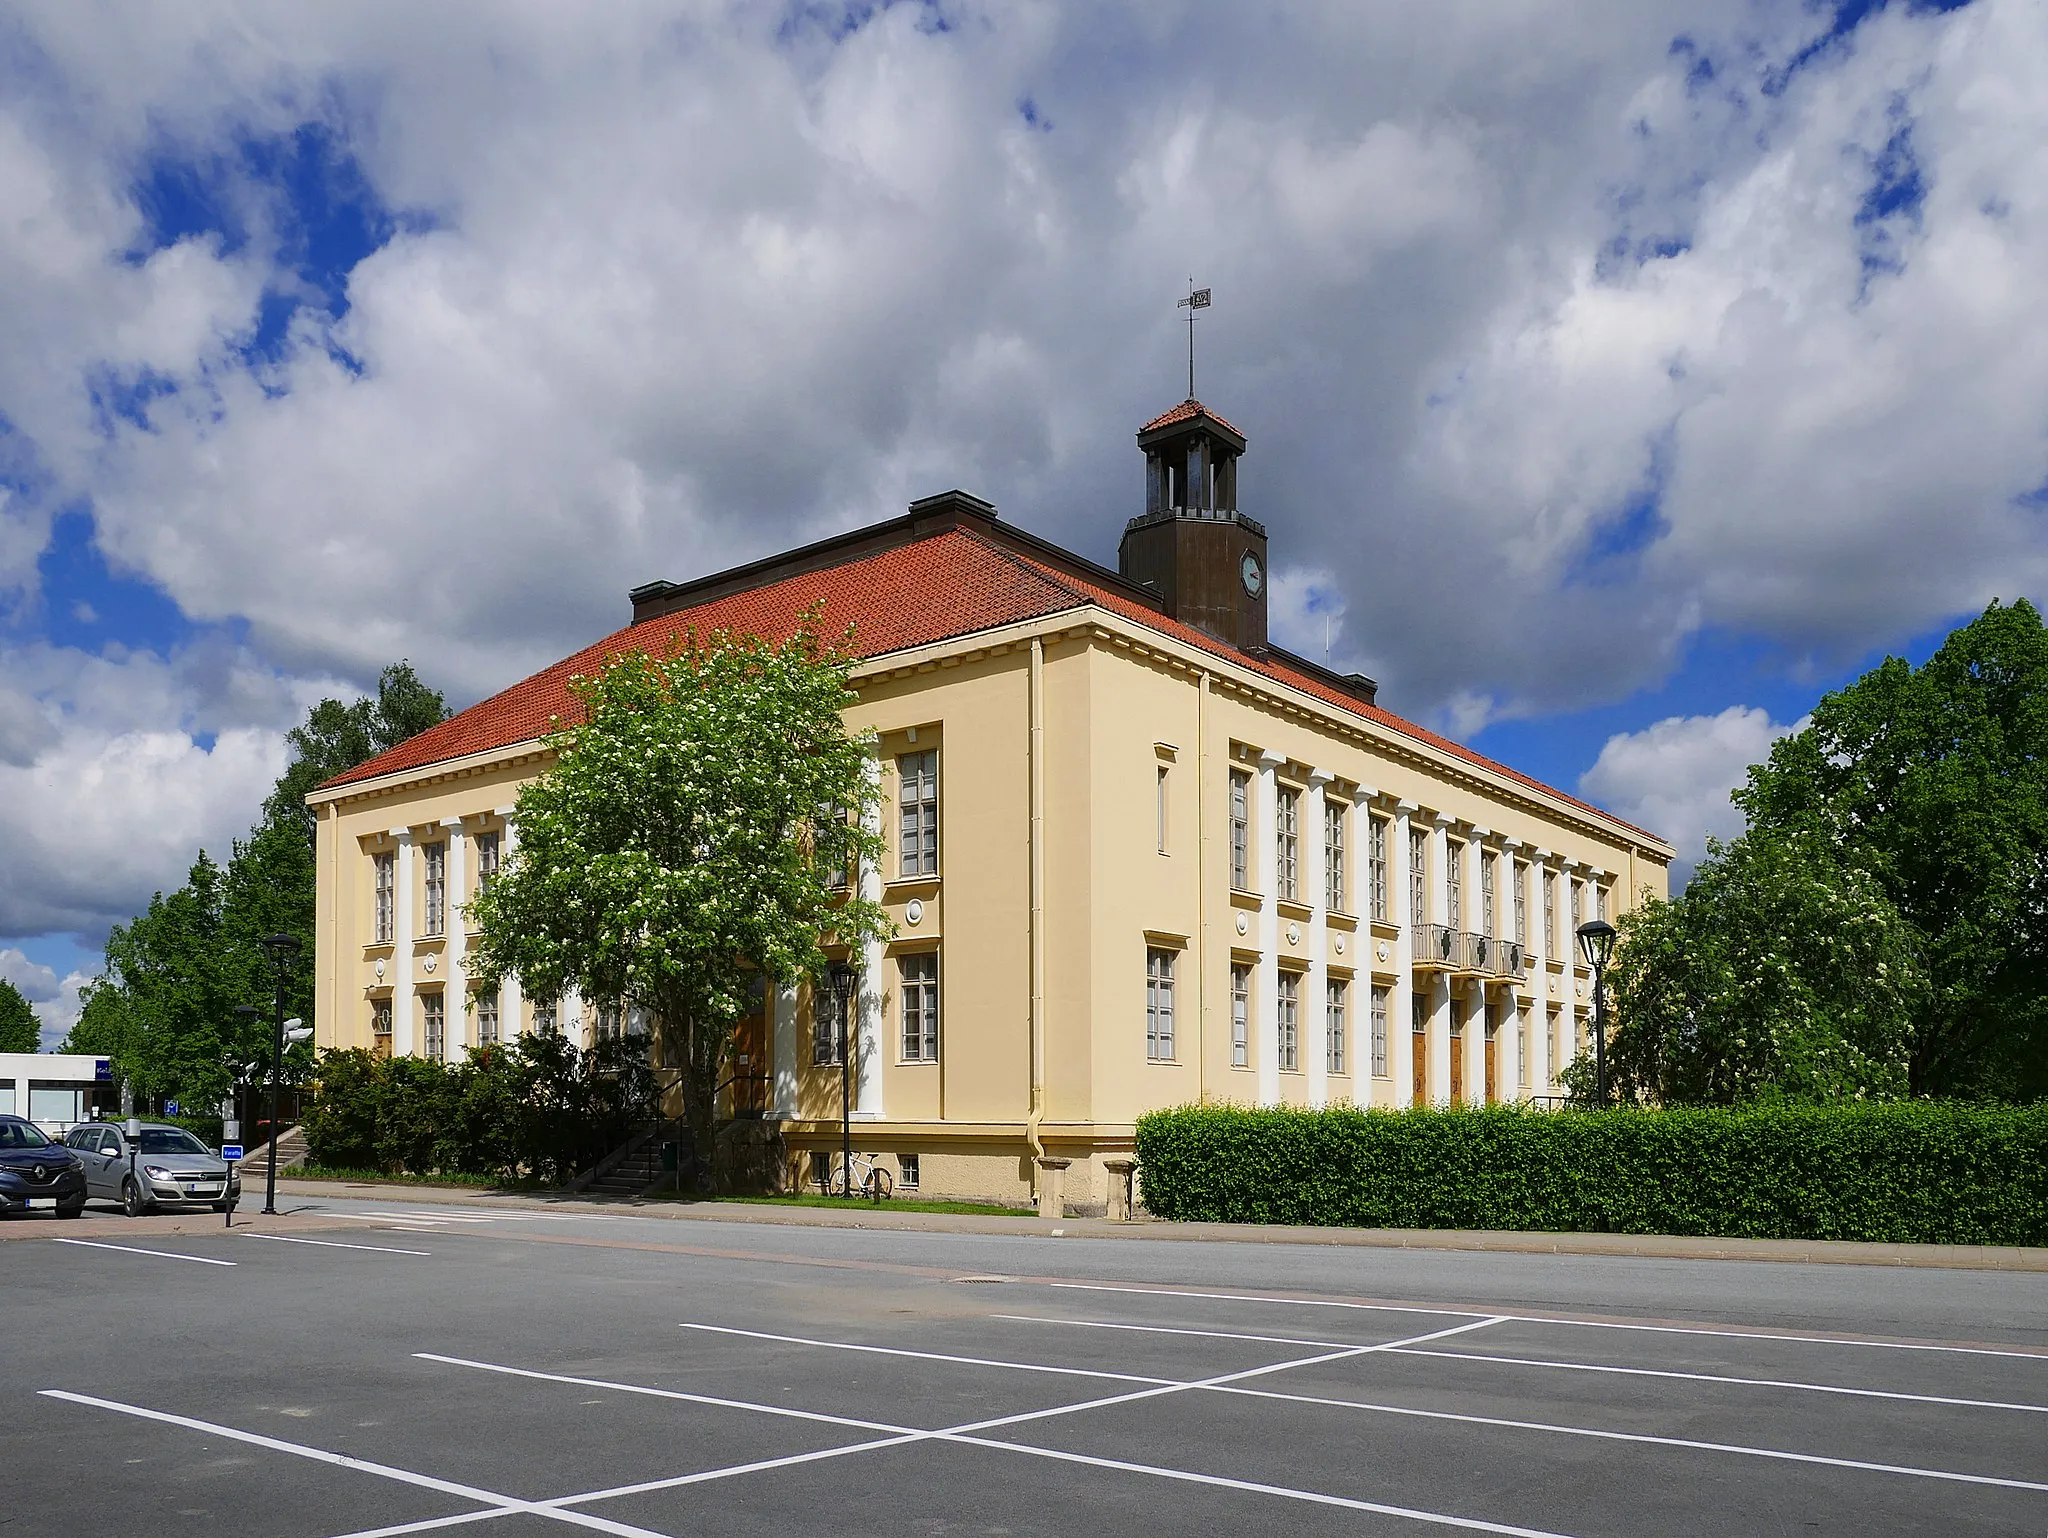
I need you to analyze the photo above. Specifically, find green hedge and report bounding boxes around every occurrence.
[1133,1102,2048,1246]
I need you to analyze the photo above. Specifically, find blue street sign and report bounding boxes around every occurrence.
[94,1059,112,1082]
[164,1100,180,1115]
[221,1144,244,1162]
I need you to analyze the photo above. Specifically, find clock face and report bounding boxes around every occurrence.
[1240,551,1264,598]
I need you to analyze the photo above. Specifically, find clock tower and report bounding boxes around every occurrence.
[1118,399,1269,653]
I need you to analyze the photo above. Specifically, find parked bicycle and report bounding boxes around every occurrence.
[818,1150,893,1202]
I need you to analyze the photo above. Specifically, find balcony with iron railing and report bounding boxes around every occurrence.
[1414,923,1457,970]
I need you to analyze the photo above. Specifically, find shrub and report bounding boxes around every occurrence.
[299,1033,655,1183]
[1133,1101,2048,1246]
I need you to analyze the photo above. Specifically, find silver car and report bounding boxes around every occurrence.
[63,1123,240,1216]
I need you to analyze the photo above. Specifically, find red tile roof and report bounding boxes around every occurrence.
[1140,398,1242,437]
[319,520,1664,849]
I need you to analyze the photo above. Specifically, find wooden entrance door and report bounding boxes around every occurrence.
[1448,1000,1465,1106]
[1484,1036,1498,1105]
[729,980,769,1116]
[1411,1030,1427,1107]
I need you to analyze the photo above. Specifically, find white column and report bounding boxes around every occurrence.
[442,819,467,1055]
[772,980,798,1117]
[1427,814,1452,1106]
[391,829,416,1057]
[1463,834,1487,1102]
[856,752,886,1121]
[1503,839,1525,1100]
[495,808,523,1035]
[1305,769,1332,1107]
[561,986,583,1042]
[1255,749,1285,1107]
[1388,799,1415,1110]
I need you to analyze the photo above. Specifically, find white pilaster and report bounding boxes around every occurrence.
[1463,834,1487,1102]
[772,980,798,1117]
[1255,749,1285,1106]
[1503,839,1525,1099]
[856,752,886,1120]
[1427,814,1452,1107]
[442,819,467,1056]
[1305,769,1332,1107]
[391,830,415,1057]
[1386,796,1416,1111]
[495,808,523,1036]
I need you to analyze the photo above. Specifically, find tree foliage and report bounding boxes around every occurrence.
[75,664,449,1105]
[466,619,890,1175]
[1734,599,2048,1099]
[1595,829,1923,1106]
[0,977,38,1054]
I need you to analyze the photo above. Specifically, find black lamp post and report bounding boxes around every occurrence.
[1575,918,1617,1107]
[250,933,302,1214]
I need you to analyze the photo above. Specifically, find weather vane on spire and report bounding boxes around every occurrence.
[1178,281,1210,400]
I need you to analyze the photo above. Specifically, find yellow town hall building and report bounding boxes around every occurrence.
[308,401,1671,1208]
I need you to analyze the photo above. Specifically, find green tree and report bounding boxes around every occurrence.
[1593,827,1924,1107]
[0,977,38,1054]
[1736,599,2048,1098]
[263,660,450,842]
[466,620,890,1180]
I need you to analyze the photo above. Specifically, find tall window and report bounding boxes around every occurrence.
[899,952,939,1061]
[1513,861,1527,945]
[1325,979,1347,1075]
[1408,827,1426,927]
[1481,852,1496,936]
[423,842,447,937]
[476,992,500,1047]
[1230,964,1250,1067]
[474,831,501,889]
[372,999,392,1039]
[1368,816,1387,922]
[1276,787,1300,901]
[1518,1014,1530,1089]
[1596,883,1609,922]
[533,997,558,1035]
[1277,972,1300,1072]
[1570,877,1583,938]
[814,965,853,1066]
[1446,842,1464,931]
[422,992,445,1060]
[1323,800,1345,911]
[1156,765,1169,855]
[897,750,938,877]
[1549,1006,1562,1080]
[1370,985,1389,1078]
[1544,870,1557,954]
[1412,991,1428,1037]
[373,852,395,943]
[1229,769,1251,889]
[1146,949,1176,1061]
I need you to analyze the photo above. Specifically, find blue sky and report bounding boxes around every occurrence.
[1,0,2043,1045]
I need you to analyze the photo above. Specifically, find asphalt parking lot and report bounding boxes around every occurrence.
[6,1195,2046,1536]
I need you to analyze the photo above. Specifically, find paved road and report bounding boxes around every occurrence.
[9,1192,2047,1536]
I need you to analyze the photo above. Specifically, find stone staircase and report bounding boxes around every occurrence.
[237,1124,309,1172]
[576,1128,669,1199]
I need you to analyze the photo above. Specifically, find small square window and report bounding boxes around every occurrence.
[898,1153,920,1189]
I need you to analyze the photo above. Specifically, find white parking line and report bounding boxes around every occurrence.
[243,1233,433,1257]
[50,1238,235,1267]
[680,1311,2048,1493]
[676,1321,1173,1385]
[1048,1281,2048,1361]
[999,1315,2048,1416]
[36,1390,672,1538]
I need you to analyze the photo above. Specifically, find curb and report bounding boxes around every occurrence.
[267,1179,2048,1271]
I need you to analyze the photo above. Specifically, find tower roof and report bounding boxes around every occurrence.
[1138,398,1245,449]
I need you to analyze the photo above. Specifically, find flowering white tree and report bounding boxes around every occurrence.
[466,615,889,1180]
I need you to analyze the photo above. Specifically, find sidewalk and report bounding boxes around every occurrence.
[267,1177,2048,1272]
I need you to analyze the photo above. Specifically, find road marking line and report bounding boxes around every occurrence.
[1048,1281,2048,1361]
[676,1322,1173,1385]
[415,1319,1577,1538]
[50,1238,236,1267]
[1389,1345,2048,1415]
[36,1391,669,1538]
[243,1233,433,1257]
[1001,1316,2048,1416]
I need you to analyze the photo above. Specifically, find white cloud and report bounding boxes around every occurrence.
[0,0,2039,938]
[33,971,90,1051]
[1578,705,1806,886]
[0,946,59,1001]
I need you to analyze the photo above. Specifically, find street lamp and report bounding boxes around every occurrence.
[1575,918,1617,1107]
[245,933,303,1215]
